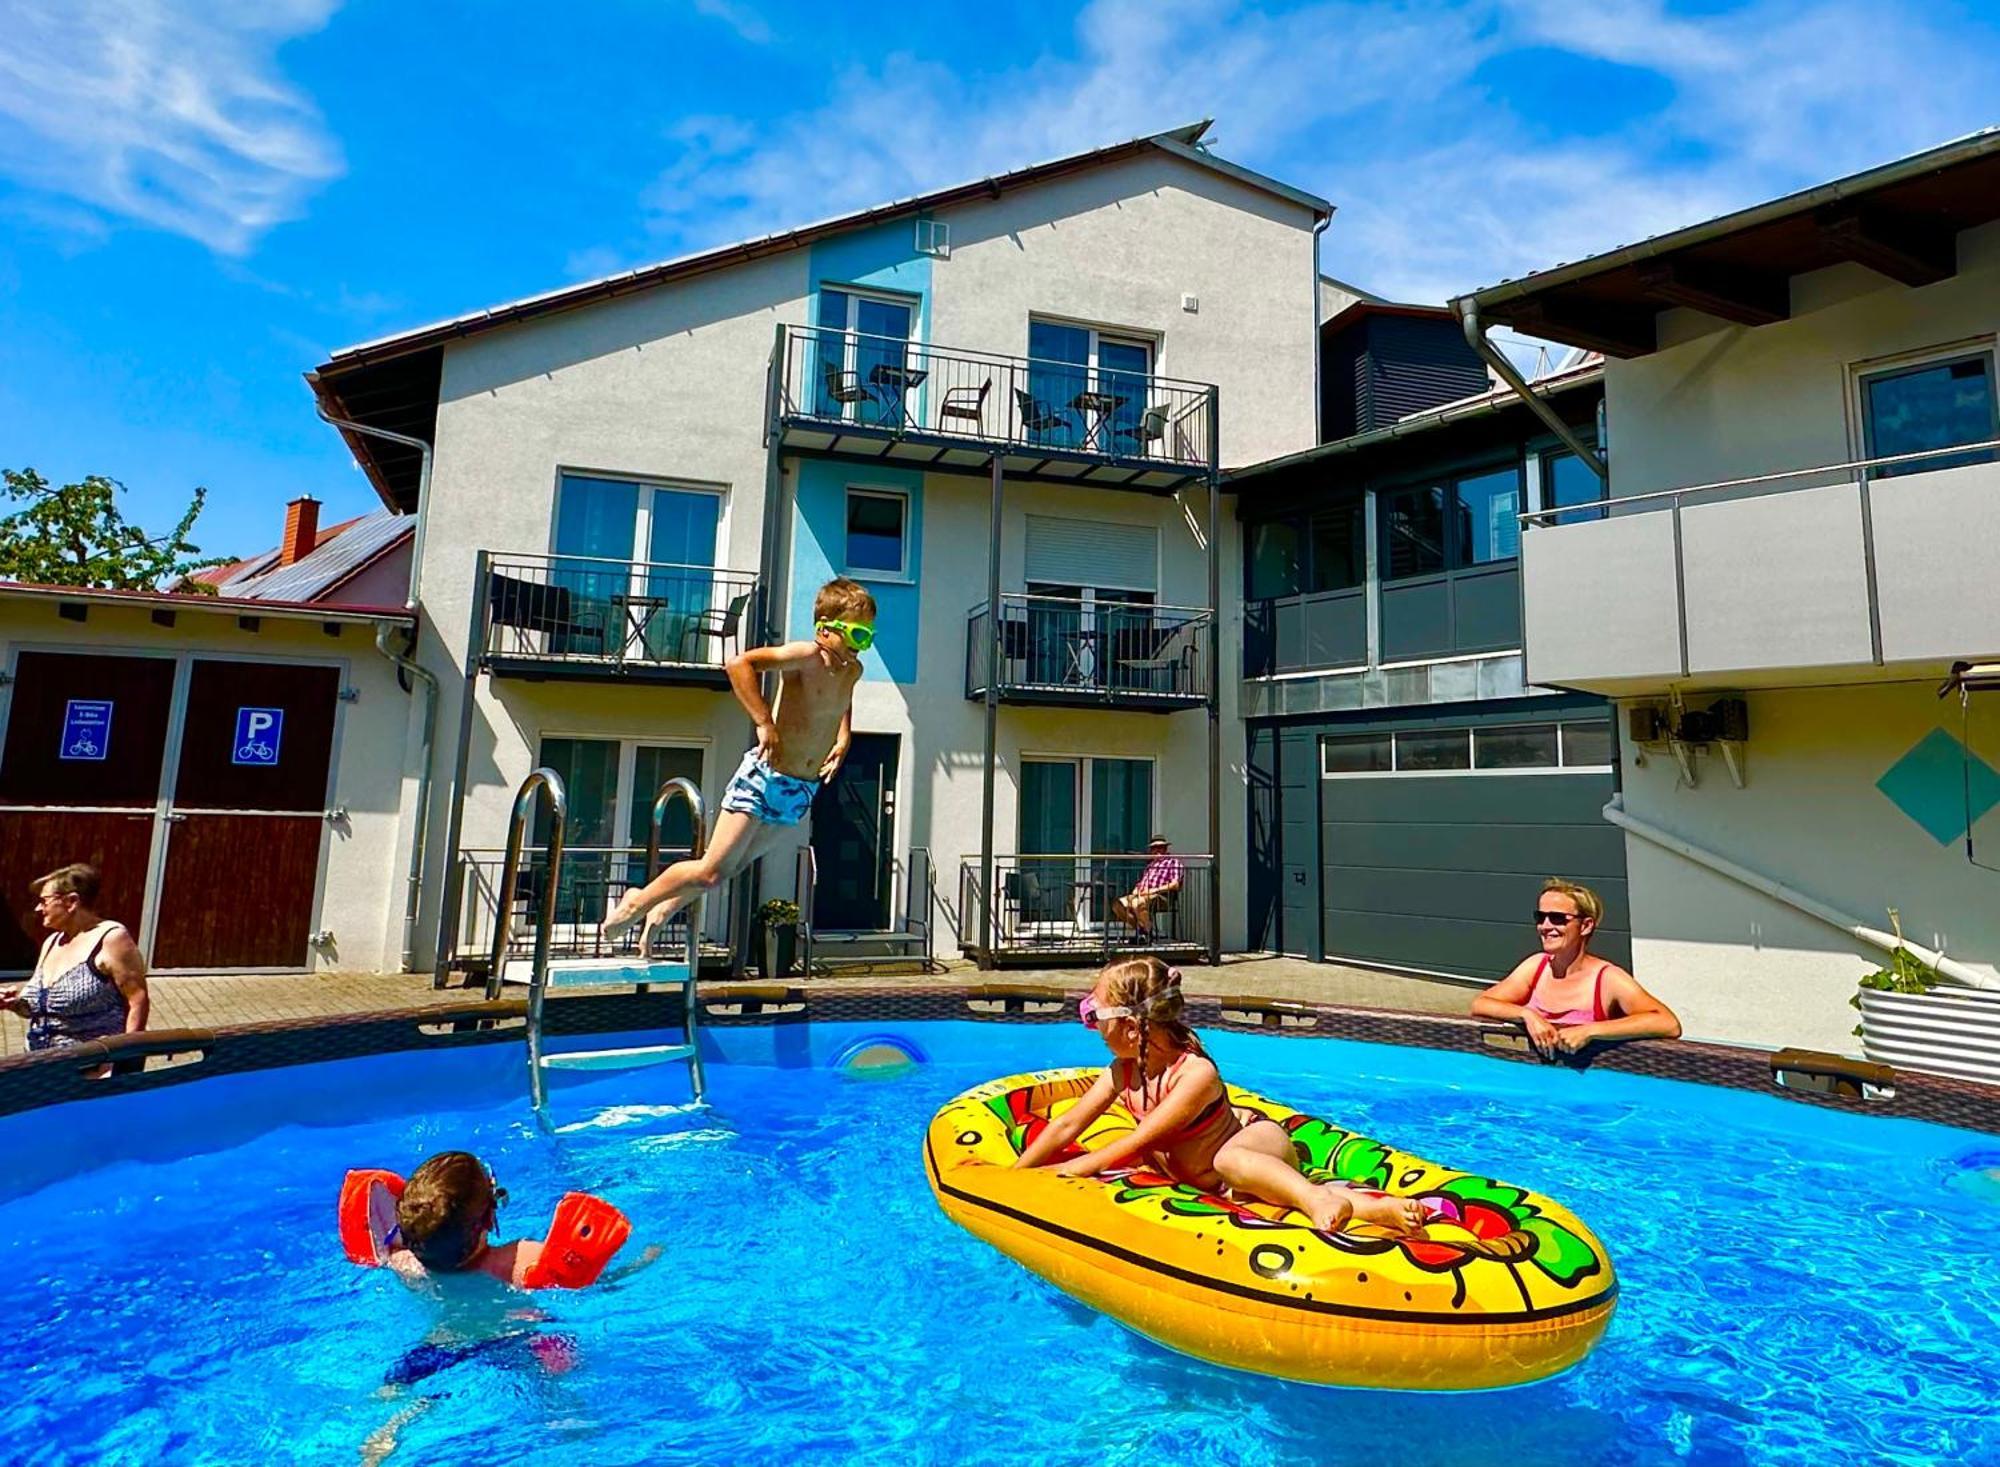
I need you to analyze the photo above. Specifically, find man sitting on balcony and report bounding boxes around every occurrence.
[1111,836,1182,939]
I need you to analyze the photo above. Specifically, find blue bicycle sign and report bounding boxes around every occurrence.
[232,707,284,767]
[59,701,112,762]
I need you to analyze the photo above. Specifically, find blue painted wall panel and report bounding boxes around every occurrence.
[788,459,923,685]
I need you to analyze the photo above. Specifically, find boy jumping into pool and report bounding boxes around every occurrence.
[602,577,875,944]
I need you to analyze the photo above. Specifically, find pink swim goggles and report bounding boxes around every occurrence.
[1077,995,1134,1030]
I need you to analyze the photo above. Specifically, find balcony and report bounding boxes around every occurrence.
[447,845,733,987]
[476,553,759,686]
[965,595,1212,711]
[959,853,1215,966]
[1520,444,2000,694]
[772,325,1216,491]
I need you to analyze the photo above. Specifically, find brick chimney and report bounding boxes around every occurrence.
[280,496,320,567]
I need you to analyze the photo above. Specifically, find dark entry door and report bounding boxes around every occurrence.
[151,661,341,969]
[809,733,898,931]
[0,652,176,972]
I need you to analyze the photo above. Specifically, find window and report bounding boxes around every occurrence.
[1322,718,1613,776]
[1247,520,1302,599]
[1018,755,1155,926]
[1383,485,1447,579]
[1544,451,1607,523]
[535,737,706,913]
[550,474,725,659]
[816,287,918,424]
[1308,501,1366,592]
[1456,467,1521,565]
[1026,318,1155,450]
[1859,350,1998,479]
[844,489,908,578]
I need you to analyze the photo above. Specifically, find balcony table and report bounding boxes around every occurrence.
[868,363,929,430]
[1070,390,1129,452]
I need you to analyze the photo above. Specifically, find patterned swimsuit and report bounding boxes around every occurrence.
[25,924,129,1050]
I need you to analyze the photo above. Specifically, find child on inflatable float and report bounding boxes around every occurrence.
[1014,956,1428,1235]
[340,1150,634,1290]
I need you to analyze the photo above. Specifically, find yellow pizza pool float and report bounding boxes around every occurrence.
[924,1068,1617,1390]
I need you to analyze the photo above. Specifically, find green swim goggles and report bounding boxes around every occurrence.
[816,618,876,652]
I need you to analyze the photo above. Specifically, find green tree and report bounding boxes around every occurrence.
[0,468,229,591]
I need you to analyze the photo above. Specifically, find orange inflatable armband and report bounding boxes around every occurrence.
[339,1169,407,1265]
[521,1192,632,1289]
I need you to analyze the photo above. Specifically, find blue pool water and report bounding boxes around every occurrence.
[3,1021,1998,1466]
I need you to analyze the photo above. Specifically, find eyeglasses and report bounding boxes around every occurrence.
[1534,910,1580,928]
[1077,995,1135,1030]
[816,618,876,652]
[34,894,73,909]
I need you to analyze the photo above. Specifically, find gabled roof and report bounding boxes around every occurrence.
[0,579,411,625]
[205,508,412,604]
[309,120,1333,511]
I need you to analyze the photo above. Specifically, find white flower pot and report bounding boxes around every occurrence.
[1858,986,2000,1085]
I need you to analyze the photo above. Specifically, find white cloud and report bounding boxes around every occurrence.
[0,0,344,254]
[691,0,772,45]
[633,0,2000,305]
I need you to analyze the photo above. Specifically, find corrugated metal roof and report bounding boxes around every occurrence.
[215,508,412,603]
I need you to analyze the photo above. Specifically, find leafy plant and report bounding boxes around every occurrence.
[0,468,228,590]
[1850,908,1946,1034]
[756,898,801,928]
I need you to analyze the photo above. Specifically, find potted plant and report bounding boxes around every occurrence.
[1852,909,2000,1085]
[755,898,801,979]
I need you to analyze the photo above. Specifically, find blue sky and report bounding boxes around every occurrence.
[2,0,1997,556]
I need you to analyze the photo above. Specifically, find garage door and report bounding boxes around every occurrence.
[1319,717,1630,978]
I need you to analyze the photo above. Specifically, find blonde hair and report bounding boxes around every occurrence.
[396,1151,497,1271]
[1099,955,1205,1100]
[1540,877,1604,926]
[814,578,876,624]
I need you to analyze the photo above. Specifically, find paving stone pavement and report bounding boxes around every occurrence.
[0,954,1478,1056]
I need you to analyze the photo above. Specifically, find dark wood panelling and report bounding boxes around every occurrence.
[151,815,324,969]
[0,653,176,807]
[0,811,154,971]
[171,662,340,812]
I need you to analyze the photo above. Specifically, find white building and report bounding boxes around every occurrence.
[1454,129,2000,1052]
[310,122,1328,981]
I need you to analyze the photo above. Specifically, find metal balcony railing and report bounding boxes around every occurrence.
[966,594,1212,707]
[478,553,759,679]
[775,325,1216,470]
[959,853,1215,963]
[448,845,731,975]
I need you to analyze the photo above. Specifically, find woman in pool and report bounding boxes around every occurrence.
[1471,877,1682,1061]
[1013,956,1425,1235]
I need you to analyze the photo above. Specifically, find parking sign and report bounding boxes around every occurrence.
[60,700,113,761]
[233,706,284,767]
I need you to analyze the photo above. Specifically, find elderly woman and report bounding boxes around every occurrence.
[1471,877,1680,1061]
[2,863,149,1059]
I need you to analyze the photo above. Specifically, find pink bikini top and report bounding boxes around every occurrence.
[1524,955,1608,1027]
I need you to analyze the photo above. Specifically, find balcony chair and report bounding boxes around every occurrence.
[1113,619,1200,695]
[939,379,992,434]
[675,590,753,664]
[1013,388,1072,440]
[485,572,607,657]
[1113,404,1169,456]
[821,362,874,416]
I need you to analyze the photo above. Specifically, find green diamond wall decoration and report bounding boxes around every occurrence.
[1876,728,2000,845]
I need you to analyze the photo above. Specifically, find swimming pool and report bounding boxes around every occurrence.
[4,1019,1997,1466]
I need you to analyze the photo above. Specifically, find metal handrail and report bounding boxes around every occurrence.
[968,593,1217,617]
[648,776,708,1102]
[786,325,1217,393]
[488,769,566,1109]
[1522,435,2000,527]
[497,550,756,577]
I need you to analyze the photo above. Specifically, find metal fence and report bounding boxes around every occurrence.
[449,845,731,973]
[959,853,1215,962]
[480,554,760,672]
[966,594,1212,703]
[777,326,1215,469]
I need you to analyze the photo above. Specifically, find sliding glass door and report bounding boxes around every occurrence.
[553,475,722,662]
[1016,756,1153,929]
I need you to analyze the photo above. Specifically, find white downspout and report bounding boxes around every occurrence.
[374,622,439,973]
[1603,794,1997,990]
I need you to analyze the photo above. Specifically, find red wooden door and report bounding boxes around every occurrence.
[0,652,176,972]
[150,661,341,970]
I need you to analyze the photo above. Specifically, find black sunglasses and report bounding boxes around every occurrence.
[1534,910,1581,927]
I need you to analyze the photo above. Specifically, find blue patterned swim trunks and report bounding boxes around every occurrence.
[721,751,820,827]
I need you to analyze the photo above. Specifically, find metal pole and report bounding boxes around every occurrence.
[432,549,493,987]
[1456,303,1607,481]
[650,775,708,1102]
[1205,385,1223,966]
[978,453,1004,967]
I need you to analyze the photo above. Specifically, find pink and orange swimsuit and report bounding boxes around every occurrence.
[1523,955,1609,1027]
[1117,1053,1249,1189]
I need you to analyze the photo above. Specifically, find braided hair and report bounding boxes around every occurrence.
[1101,955,1204,1105]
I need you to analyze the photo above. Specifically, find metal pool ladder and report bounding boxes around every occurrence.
[490,768,710,1112]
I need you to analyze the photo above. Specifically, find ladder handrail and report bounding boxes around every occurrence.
[647,776,708,1101]
[489,769,567,1108]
